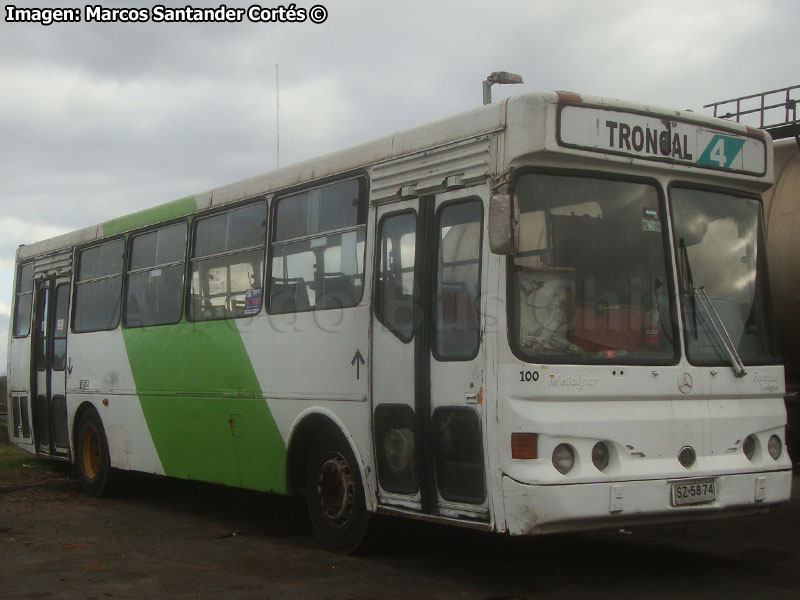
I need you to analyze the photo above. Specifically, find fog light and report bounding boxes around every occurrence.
[592,442,610,472]
[768,435,782,461]
[552,444,575,475]
[743,435,757,462]
[678,446,696,469]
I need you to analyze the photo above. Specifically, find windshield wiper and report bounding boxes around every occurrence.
[678,239,698,337]
[679,237,746,377]
[693,286,747,377]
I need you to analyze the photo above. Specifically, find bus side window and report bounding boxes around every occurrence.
[13,262,34,337]
[433,200,483,360]
[375,211,416,342]
[189,201,267,321]
[269,178,367,313]
[73,239,124,333]
[124,223,186,327]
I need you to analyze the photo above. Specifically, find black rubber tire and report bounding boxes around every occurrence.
[75,408,115,497]
[305,428,371,553]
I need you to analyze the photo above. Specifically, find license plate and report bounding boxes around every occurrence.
[671,479,717,506]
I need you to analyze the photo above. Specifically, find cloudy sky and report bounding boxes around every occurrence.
[1,0,797,372]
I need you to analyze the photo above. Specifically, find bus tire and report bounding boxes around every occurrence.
[305,428,371,553]
[76,408,115,497]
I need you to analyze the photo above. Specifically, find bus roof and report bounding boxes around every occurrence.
[17,91,772,260]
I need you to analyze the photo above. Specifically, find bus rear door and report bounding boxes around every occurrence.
[32,276,71,458]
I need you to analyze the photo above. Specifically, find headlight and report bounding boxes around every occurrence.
[743,435,757,462]
[552,444,575,475]
[592,442,610,472]
[768,435,782,461]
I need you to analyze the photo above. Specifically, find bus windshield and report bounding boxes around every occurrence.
[671,187,780,367]
[509,173,678,364]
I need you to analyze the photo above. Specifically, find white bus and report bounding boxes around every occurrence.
[6,92,792,552]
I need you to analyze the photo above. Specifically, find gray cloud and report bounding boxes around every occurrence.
[1,0,798,372]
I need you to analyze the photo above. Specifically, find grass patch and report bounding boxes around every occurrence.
[0,418,74,483]
[0,441,50,472]
[0,450,32,471]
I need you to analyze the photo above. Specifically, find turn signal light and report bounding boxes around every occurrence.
[511,433,538,459]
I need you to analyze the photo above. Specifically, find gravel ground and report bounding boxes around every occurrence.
[1,435,799,600]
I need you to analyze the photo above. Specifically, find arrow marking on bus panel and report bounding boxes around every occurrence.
[351,349,365,380]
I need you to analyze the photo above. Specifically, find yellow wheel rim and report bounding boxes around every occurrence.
[81,427,100,480]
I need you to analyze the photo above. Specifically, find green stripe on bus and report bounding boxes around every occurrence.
[102,195,198,237]
[122,320,288,493]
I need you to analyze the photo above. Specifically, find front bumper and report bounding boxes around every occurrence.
[502,469,792,535]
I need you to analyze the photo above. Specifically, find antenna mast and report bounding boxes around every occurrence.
[275,63,280,169]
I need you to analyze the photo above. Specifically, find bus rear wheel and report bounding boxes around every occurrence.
[305,429,371,553]
[76,409,114,497]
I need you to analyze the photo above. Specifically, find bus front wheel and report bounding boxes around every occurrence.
[76,409,114,497]
[305,428,371,553]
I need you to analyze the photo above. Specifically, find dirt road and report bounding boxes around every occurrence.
[2,433,799,599]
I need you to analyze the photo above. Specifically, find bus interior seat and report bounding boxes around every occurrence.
[270,278,310,313]
[190,295,210,320]
[317,273,356,309]
[124,291,148,327]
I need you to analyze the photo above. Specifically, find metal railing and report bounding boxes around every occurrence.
[704,84,799,139]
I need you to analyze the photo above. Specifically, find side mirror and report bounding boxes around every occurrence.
[488,193,519,254]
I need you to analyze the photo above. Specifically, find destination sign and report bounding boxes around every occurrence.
[558,105,767,176]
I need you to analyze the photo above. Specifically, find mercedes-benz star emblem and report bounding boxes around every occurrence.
[678,373,693,394]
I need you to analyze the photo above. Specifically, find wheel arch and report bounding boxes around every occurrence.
[285,407,375,512]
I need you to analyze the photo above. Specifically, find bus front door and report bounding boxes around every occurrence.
[32,277,71,458]
[371,188,488,521]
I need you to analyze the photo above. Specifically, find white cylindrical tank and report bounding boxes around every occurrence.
[763,139,800,384]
